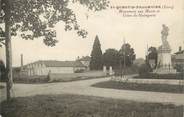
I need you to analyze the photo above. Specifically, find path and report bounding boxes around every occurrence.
[0,77,184,105]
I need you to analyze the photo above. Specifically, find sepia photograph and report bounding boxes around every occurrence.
[0,0,184,117]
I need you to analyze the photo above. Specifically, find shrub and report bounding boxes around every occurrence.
[13,75,48,84]
[114,65,139,76]
[0,71,6,82]
[74,69,85,73]
[174,64,184,72]
[138,64,152,76]
[0,61,6,82]
[134,73,184,80]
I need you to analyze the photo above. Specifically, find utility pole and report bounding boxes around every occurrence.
[146,44,149,65]
[4,0,13,101]
[120,58,122,78]
[122,38,126,78]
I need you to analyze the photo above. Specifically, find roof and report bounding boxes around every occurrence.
[78,56,91,61]
[174,54,184,60]
[27,60,85,67]
[174,50,184,55]
[173,49,184,60]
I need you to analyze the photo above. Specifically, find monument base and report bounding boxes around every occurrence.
[153,67,177,74]
[155,44,177,74]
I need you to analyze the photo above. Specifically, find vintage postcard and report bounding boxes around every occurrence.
[0,0,184,117]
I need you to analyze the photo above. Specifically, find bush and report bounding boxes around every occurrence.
[114,65,139,76]
[0,72,6,82]
[174,64,184,72]
[137,64,184,80]
[135,73,184,80]
[74,69,85,73]
[138,64,152,76]
[0,61,6,82]
[13,75,49,84]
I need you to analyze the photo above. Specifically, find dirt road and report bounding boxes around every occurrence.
[1,77,184,105]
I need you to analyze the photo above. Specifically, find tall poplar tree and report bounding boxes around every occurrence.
[90,35,102,70]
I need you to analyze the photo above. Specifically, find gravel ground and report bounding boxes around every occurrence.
[0,77,184,105]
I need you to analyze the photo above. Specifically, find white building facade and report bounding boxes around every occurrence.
[24,60,86,76]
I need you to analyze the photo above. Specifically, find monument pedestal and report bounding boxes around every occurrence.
[154,46,176,74]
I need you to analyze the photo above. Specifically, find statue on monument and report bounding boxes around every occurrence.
[160,24,171,50]
[154,24,176,74]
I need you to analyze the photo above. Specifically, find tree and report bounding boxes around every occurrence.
[102,48,119,69]
[146,46,158,69]
[90,35,103,70]
[0,0,109,46]
[119,43,136,67]
[0,0,109,100]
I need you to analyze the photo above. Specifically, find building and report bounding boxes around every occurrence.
[172,46,184,70]
[77,56,91,71]
[23,60,86,76]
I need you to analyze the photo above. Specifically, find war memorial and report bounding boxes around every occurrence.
[154,24,177,74]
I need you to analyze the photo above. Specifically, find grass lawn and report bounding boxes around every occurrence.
[92,81,184,93]
[0,94,183,117]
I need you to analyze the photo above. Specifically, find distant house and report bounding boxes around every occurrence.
[23,60,86,76]
[172,47,184,71]
[77,56,91,71]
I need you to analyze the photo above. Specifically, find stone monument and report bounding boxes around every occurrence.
[109,66,114,75]
[103,65,107,73]
[154,24,176,74]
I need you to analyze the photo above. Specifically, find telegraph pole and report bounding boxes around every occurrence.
[123,38,126,78]
[120,58,122,78]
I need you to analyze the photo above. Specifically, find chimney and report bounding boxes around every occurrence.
[21,54,23,70]
[179,46,182,52]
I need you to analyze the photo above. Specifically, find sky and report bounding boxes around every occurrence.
[0,0,184,67]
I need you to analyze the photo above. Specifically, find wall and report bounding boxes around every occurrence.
[25,62,86,76]
[47,67,74,74]
[26,63,47,76]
